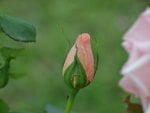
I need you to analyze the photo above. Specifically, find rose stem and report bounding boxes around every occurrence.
[65,89,79,113]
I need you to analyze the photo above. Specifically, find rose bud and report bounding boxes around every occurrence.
[119,8,150,113]
[62,33,98,90]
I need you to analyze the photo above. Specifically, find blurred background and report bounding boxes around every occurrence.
[0,0,149,113]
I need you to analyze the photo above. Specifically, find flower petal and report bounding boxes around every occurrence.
[76,33,95,82]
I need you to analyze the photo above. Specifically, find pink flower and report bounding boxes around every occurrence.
[119,8,150,113]
[62,33,97,89]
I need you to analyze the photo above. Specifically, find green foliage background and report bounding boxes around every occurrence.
[0,0,149,113]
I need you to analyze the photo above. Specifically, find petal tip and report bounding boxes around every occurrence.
[78,33,90,43]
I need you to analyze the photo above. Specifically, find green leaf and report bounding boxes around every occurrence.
[0,54,5,69]
[0,47,24,58]
[0,31,26,49]
[0,99,9,113]
[9,72,26,80]
[0,13,36,42]
[0,57,11,88]
[0,47,23,88]
[0,47,24,88]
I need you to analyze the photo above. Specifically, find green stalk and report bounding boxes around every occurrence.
[65,89,79,113]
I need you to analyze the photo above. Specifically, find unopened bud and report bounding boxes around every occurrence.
[62,33,98,90]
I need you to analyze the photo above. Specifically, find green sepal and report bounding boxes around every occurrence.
[64,59,77,89]
[74,54,88,88]
[0,13,36,42]
[64,54,87,90]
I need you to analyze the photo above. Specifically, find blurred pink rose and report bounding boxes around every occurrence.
[119,8,150,113]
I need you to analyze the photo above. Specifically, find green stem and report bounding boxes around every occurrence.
[65,89,79,113]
